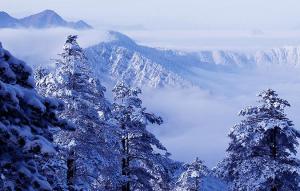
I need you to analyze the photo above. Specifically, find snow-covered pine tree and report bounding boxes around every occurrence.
[112,82,171,191]
[36,35,122,190]
[33,67,50,102]
[175,158,209,191]
[215,89,300,191]
[34,66,49,83]
[0,42,70,190]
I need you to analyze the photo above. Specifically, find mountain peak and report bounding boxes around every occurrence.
[41,9,57,14]
[71,20,92,29]
[0,10,92,29]
[20,10,66,28]
[38,9,60,17]
[108,31,137,47]
[0,11,16,20]
[0,11,11,17]
[0,11,19,27]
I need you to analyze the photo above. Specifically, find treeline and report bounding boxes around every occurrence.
[0,35,300,191]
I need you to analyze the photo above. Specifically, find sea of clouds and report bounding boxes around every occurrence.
[143,68,300,167]
[0,28,110,67]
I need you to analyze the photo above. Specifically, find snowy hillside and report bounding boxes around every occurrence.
[85,31,196,88]
[0,10,92,29]
[84,31,300,89]
[255,46,300,67]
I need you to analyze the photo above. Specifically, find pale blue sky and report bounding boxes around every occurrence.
[1,0,300,29]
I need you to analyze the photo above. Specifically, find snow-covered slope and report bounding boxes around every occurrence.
[84,31,300,89]
[0,10,92,29]
[85,31,252,88]
[85,31,196,88]
[196,47,300,69]
[255,46,300,67]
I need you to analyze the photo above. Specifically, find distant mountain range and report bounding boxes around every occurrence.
[84,31,300,89]
[0,10,92,29]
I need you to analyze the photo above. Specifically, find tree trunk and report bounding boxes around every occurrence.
[67,150,76,191]
[271,127,278,159]
[196,177,200,191]
[270,127,278,191]
[122,132,130,191]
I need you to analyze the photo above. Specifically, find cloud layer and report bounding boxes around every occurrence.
[142,67,300,167]
[0,28,109,67]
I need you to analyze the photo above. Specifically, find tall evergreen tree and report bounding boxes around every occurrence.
[0,42,70,190]
[34,66,49,83]
[112,82,171,191]
[175,158,209,191]
[215,89,300,191]
[36,35,122,190]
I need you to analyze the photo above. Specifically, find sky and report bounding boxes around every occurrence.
[1,0,300,30]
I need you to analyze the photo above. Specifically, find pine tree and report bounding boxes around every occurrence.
[36,35,122,190]
[0,42,70,190]
[112,82,170,191]
[34,66,49,83]
[215,89,300,191]
[175,158,209,191]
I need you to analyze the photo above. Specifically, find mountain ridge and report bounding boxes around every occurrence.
[0,10,92,29]
[84,31,300,89]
